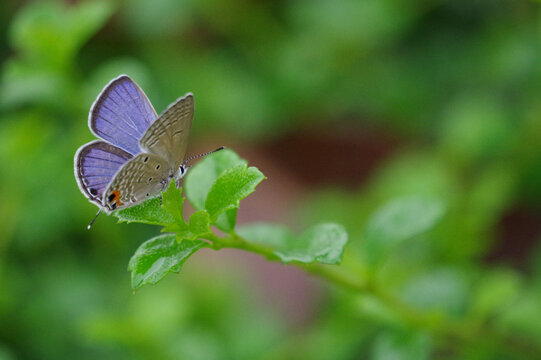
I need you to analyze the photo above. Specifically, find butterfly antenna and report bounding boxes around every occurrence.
[87,208,102,230]
[182,146,226,165]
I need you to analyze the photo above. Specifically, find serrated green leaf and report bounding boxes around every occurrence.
[185,148,247,209]
[128,234,207,290]
[205,164,265,221]
[161,181,186,227]
[238,223,348,264]
[189,210,211,235]
[363,196,445,267]
[176,210,211,241]
[184,149,246,232]
[114,197,175,226]
[114,182,189,230]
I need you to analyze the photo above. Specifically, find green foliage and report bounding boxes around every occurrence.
[128,235,206,290]
[238,223,348,264]
[372,330,431,360]
[2,1,114,109]
[116,197,175,226]
[204,164,265,221]
[400,267,468,315]
[2,0,541,358]
[471,269,522,320]
[184,148,247,231]
[114,150,348,290]
[184,149,247,209]
[10,1,113,68]
[362,197,445,268]
[161,180,185,226]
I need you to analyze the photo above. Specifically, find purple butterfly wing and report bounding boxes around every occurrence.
[89,75,158,155]
[75,140,133,208]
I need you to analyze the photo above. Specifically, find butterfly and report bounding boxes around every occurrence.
[74,75,223,228]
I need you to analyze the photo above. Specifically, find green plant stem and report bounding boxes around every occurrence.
[204,231,541,357]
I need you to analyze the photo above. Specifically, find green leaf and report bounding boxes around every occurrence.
[10,1,114,68]
[238,223,348,264]
[214,208,238,233]
[128,234,207,290]
[471,269,522,320]
[497,289,541,338]
[162,181,184,223]
[176,210,211,241]
[363,196,445,267]
[400,267,468,315]
[160,182,187,232]
[188,210,211,235]
[114,197,175,226]
[356,296,403,326]
[114,182,189,230]
[185,148,247,210]
[185,149,247,231]
[205,164,265,221]
[238,223,294,249]
[372,330,431,360]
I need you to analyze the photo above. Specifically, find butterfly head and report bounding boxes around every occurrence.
[175,164,189,181]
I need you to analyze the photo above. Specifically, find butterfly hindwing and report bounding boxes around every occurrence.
[103,153,171,212]
[75,140,133,208]
[89,75,158,155]
[139,93,193,169]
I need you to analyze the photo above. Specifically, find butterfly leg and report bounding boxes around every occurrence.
[175,178,184,189]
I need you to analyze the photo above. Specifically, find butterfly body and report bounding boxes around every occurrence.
[75,75,194,214]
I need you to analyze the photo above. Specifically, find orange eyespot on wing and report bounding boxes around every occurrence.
[107,190,123,208]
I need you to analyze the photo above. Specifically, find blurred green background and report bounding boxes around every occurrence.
[1,0,541,358]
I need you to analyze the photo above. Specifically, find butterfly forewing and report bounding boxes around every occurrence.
[103,153,171,212]
[75,140,133,208]
[139,93,193,169]
[90,75,158,155]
